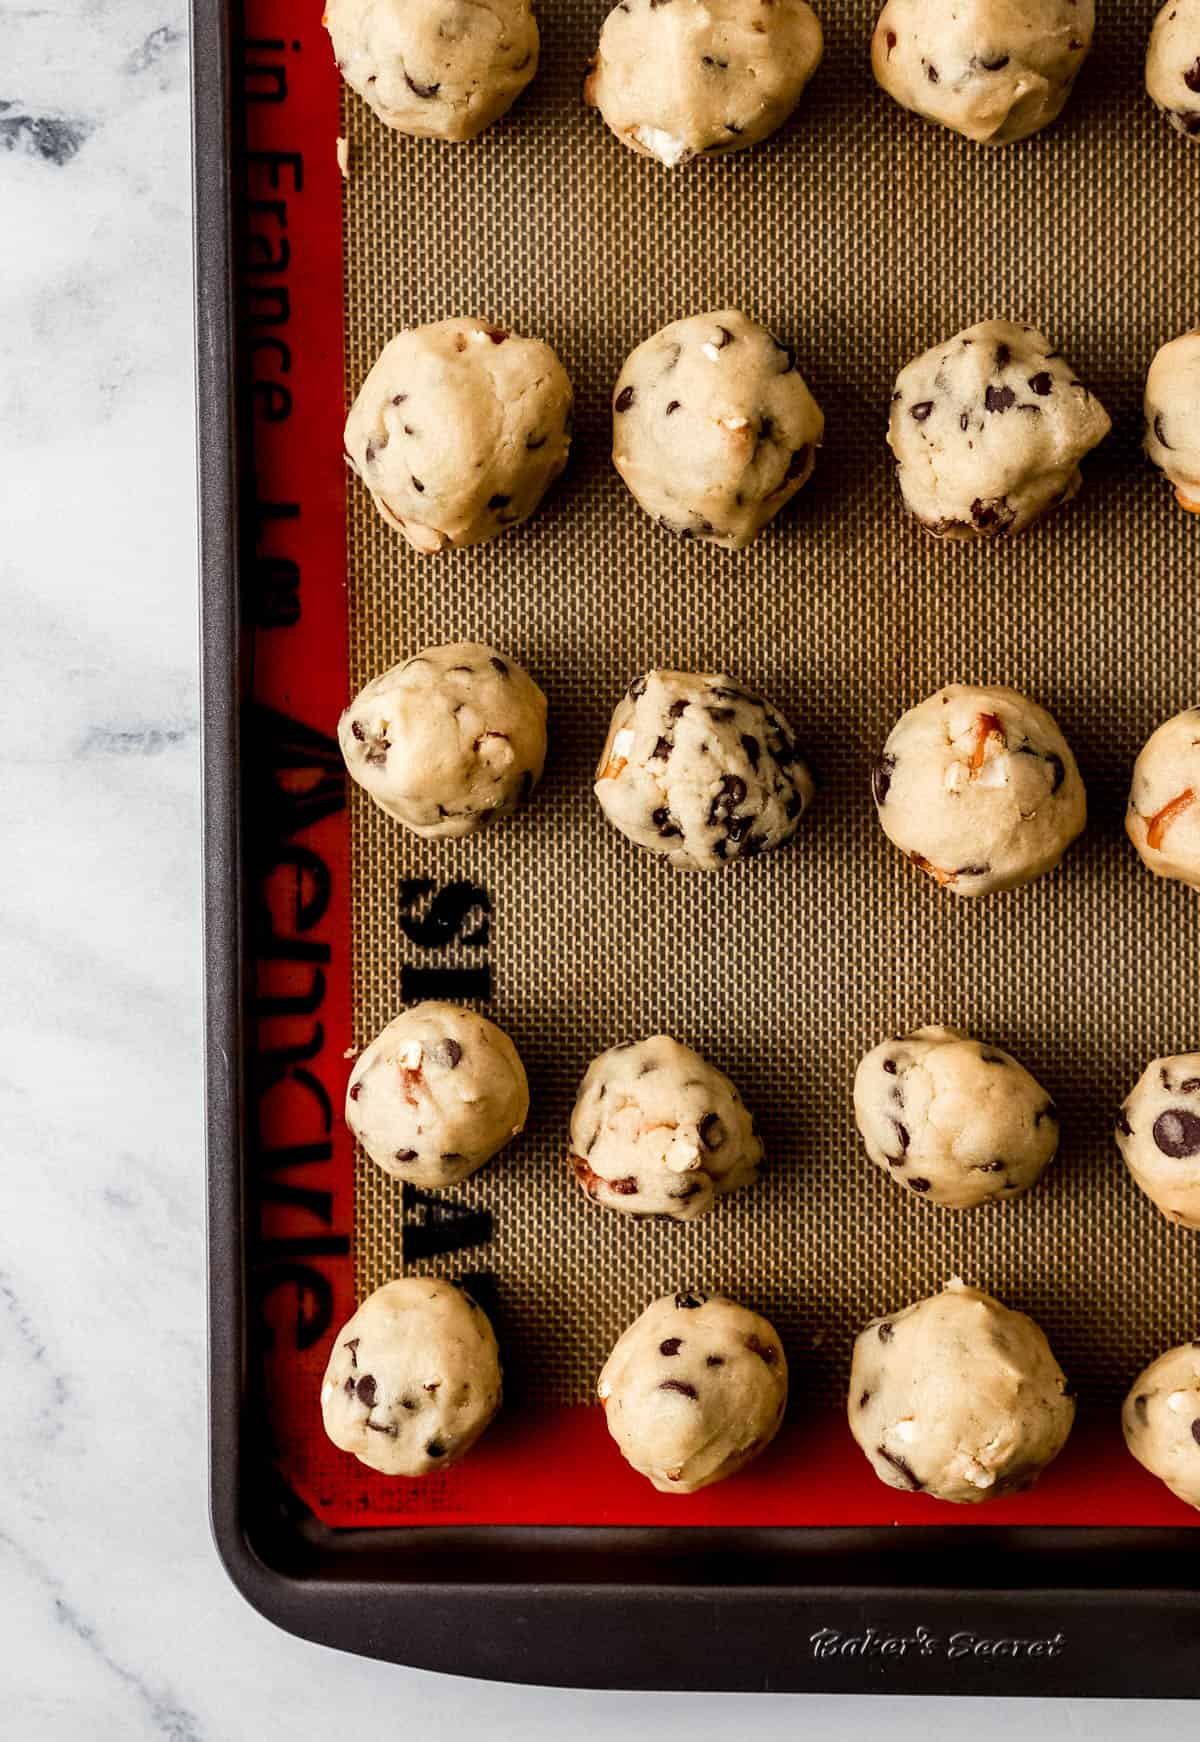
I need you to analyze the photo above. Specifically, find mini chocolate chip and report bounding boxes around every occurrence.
[394,1148,418,1163]
[707,772,747,824]
[350,720,366,741]
[1153,1109,1200,1158]
[878,1446,923,1490]
[659,1379,698,1399]
[1181,1079,1200,1094]
[411,476,425,493]
[746,1335,777,1364]
[343,1376,356,1395]
[1154,413,1172,449]
[699,1112,725,1149]
[910,401,934,422]
[985,385,1017,413]
[660,1337,682,1356]
[1132,1393,1149,1424]
[1036,1103,1057,1126]
[406,74,440,97]
[893,1120,910,1152]
[860,1390,871,1408]
[1162,1067,1173,1090]
[675,1291,706,1309]
[436,1038,463,1069]
[651,806,682,838]
[488,657,510,678]
[1186,59,1200,95]
[995,342,1011,369]
[877,1321,894,1343]
[488,494,511,510]
[784,445,810,481]
[701,54,728,68]
[977,52,1009,69]
[344,1338,360,1366]
[391,393,407,406]
[666,399,681,415]
[784,793,804,819]
[886,29,897,50]
[426,1440,446,1458]
[907,1177,931,1193]
[651,736,672,760]
[628,674,648,700]
[1029,372,1054,396]
[615,386,635,413]
[883,1059,898,1076]
[355,1374,377,1406]
[348,1082,363,1101]
[611,1176,639,1195]
[713,325,734,349]
[980,1051,1006,1064]
[872,754,896,805]
[668,699,688,718]
[706,1355,725,1367]
[707,707,735,723]
[1192,1419,1200,1446]
[365,442,376,464]
[526,432,547,450]
[925,61,939,82]
[367,1421,398,1437]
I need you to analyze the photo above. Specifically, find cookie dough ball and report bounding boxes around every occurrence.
[347,1002,529,1188]
[871,0,1092,145]
[1144,332,1200,511]
[612,311,823,548]
[338,643,547,838]
[873,683,1086,896]
[598,1292,788,1492]
[1146,0,1200,140]
[1123,1343,1200,1511]
[324,0,538,143]
[585,0,822,168]
[321,1278,501,1476]
[344,319,572,552]
[849,1280,1075,1503]
[1116,1054,1200,1227]
[570,1035,761,1219]
[854,1026,1059,1208]
[1126,709,1200,889]
[888,320,1110,538]
[594,670,814,870]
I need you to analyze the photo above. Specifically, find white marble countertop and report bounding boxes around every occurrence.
[0,0,1185,1733]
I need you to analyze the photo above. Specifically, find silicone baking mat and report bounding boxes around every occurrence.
[242,0,1200,1528]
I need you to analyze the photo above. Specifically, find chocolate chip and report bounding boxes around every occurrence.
[348,1082,363,1101]
[611,1176,639,1195]
[628,674,647,700]
[651,736,672,760]
[699,1112,725,1149]
[985,385,1016,414]
[391,393,407,406]
[1186,59,1200,95]
[877,1321,894,1343]
[713,325,734,349]
[343,1376,356,1395]
[1028,372,1054,396]
[490,656,509,676]
[995,342,1011,369]
[907,1177,931,1193]
[878,1446,923,1490]
[707,773,747,824]
[1134,1393,1149,1424]
[701,54,728,68]
[707,707,735,723]
[1153,1109,1200,1158]
[872,754,895,805]
[615,386,636,413]
[344,1338,360,1366]
[394,1148,418,1163]
[666,399,681,415]
[706,1354,725,1367]
[355,1374,377,1406]
[893,1120,910,1152]
[925,61,939,82]
[659,1379,698,1399]
[651,806,681,838]
[675,1291,706,1309]
[1192,1419,1200,1446]
[526,432,547,450]
[784,793,804,820]
[488,493,511,510]
[425,1440,446,1458]
[1181,1079,1200,1094]
[660,1338,683,1356]
[980,1051,1006,1065]
[959,412,969,431]
[436,1038,463,1069]
[405,74,440,97]
[1115,1108,1133,1136]
[784,445,810,481]
[910,401,934,422]
[746,1335,777,1364]
[411,476,425,493]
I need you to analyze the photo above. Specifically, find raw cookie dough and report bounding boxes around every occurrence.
[594,670,815,869]
[324,0,538,142]
[1144,332,1200,510]
[872,683,1087,896]
[598,1292,788,1492]
[1116,1053,1200,1227]
[344,318,572,552]
[1126,708,1200,889]
[569,1035,762,1219]
[888,319,1111,538]
[611,310,824,548]
[584,0,823,167]
[848,1279,1075,1503]
[854,1025,1059,1208]
[871,0,1093,144]
[1146,0,1200,139]
[321,1277,502,1476]
[338,642,547,838]
[347,1002,529,1187]
[1123,1343,1200,1511]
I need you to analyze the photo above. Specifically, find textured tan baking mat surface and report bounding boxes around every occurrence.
[341,1,1198,1408]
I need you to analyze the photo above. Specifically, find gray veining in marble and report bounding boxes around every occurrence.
[0,0,1184,1733]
